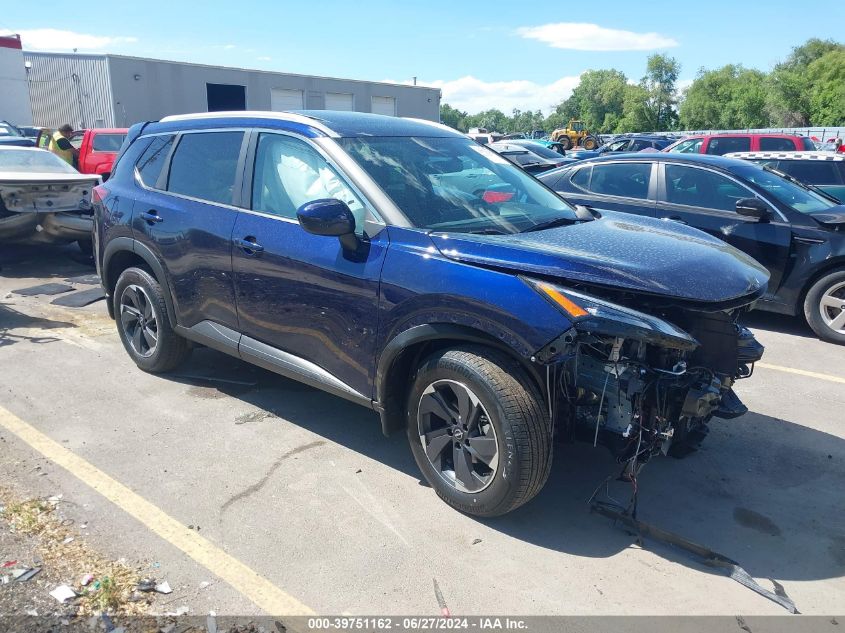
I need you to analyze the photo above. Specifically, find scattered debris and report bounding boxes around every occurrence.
[234,410,275,425]
[471,538,482,545]
[51,287,106,307]
[199,580,210,589]
[16,566,42,582]
[175,373,257,387]
[80,573,94,586]
[62,536,75,545]
[355,469,362,474]
[49,584,78,603]
[207,612,218,633]
[432,578,451,617]
[1,560,17,568]
[65,273,101,285]
[12,283,74,296]
[170,605,190,616]
[155,580,173,594]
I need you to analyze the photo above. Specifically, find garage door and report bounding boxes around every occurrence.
[270,88,304,111]
[371,96,396,116]
[325,93,354,111]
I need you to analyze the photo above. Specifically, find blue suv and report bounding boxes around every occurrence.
[94,111,767,516]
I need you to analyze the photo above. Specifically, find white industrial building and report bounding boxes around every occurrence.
[7,48,441,129]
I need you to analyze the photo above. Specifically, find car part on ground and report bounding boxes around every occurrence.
[540,152,845,344]
[0,147,100,246]
[95,111,768,515]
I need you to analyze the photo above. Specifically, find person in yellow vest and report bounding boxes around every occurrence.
[48,124,79,166]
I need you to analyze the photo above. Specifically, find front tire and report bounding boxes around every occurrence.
[558,136,572,151]
[114,267,191,372]
[804,270,845,344]
[582,136,599,150]
[406,346,552,517]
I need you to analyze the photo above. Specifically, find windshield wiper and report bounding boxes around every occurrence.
[469,228,511,235]
[521,216,575,233]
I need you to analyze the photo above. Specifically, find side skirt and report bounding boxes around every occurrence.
[175,320,374,409]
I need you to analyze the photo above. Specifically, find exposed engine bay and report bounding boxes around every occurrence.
[532,285,764,464]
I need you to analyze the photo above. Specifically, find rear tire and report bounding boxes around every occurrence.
[406,346,552,517]
[558,136,572,151]
[114,267,191,372]
[582,136,599,150]
[804,270,845,345]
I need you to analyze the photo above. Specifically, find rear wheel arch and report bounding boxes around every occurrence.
[103,238,177,325]
[375,324,543,436]
[797,259,845,310]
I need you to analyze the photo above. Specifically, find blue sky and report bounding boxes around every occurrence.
[2,0,843,114]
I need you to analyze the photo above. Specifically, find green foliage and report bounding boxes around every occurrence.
[680,65,769,130]
[438,39,843,135]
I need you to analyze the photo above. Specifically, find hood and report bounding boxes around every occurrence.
[430,211,769,304]
[808,205,845,226]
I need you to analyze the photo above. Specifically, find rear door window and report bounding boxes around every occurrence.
[706,137,751,155]
[759,137,796,151]
[167,132,244,205]
[665,164,753,211]
[589,163,651,199]
[570,165,591,190]
[135,135,175,188]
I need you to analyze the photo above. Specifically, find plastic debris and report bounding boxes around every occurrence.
[49,584,78,603]
[101,613,116,632]
[25,609,38,616]
[155,580,172,594]
[81,574,94,586]
[135,578,156,592]
[62,536,75,545]
[171,606,190,616]
[15,567,41,582]
[207,612,218,633]
[199,581,210,589]
[1,561,17,568]
[472,538,482,545]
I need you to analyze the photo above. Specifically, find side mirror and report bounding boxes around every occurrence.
[735,198,770,221]
[297,198,359,251]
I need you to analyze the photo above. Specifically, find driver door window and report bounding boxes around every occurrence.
[665,164,753,211]
[251,133,366,232]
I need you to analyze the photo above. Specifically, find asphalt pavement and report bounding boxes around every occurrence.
[1,243,843,617]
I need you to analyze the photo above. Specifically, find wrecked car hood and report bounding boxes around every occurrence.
[0,172,100,214]
[430,211,769,303]
[808,205,845,226]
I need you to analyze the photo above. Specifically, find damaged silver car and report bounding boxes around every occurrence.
[0,146,100,248]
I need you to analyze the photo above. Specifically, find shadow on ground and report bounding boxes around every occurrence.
[0,302,77,348]
[163,347,845,591]
[0,243,94,279]
[741,310,817,340]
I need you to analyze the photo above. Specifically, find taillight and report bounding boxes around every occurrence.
[92,185,107,205]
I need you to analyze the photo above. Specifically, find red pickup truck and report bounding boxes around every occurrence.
[69,128,128,179]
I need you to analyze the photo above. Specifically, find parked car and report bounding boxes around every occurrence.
[95,111,767,516]
[0,146,100,247]
[17,126,44,143]
[467,127,503,145]
[507,138,568,155]
[726,151,845,201]
[69,128,129,180]
[488,142,574,170]
[567,134,673,161]
[487,142,563,174]
[539,153,845,343]
[664,133,816,155]
[0,121,36,147]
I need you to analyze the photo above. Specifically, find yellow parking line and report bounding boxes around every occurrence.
[757,362,845,385]
[0,405,314,616]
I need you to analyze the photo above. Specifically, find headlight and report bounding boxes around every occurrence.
[525,278,698,350]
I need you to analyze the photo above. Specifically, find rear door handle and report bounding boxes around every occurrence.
[140,210,163,224]
[235,236,264,254]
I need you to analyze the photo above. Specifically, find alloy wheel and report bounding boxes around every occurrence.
[820,281,845,335]
[417,379,499,493]
[119,284,158,358]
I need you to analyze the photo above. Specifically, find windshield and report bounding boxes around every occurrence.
[0,123,22,137]
[512,142,562,160]
[0,149,79,174]
[729,162,837,214]
[337,136,575,234]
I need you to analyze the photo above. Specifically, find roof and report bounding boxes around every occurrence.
[153,110,460,139]
[575,153,747,168]
[725,151,845,162]
[679,132,806,138]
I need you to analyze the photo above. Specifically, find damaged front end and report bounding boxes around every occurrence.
[528,279,764,461]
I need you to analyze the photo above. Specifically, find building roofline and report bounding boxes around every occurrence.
[22,50,441,94]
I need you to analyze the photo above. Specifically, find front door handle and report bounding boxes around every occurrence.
[235,236,264,254]
[140,210,163,224]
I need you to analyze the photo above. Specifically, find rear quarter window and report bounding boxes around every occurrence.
[136,135,175,188]
[570,165,591,190]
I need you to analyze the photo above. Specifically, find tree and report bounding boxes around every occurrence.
[806,49,845,126]
[679,65,769,130]
[440,103,468,131]
[555,69,629,133]
[463,109,510,133]
[615,84,653,133]
[767,38,844,125]
[640,54,681,130]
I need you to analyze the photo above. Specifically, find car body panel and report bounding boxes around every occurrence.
[664,134,814,155]
[73,128,129,178]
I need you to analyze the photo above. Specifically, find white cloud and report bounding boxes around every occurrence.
[391,75,582,115]
[223,44,236,50]
[676,78,694,94]
[6,28,137,51]
[517,22,678,51]
[257,56,272,61]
